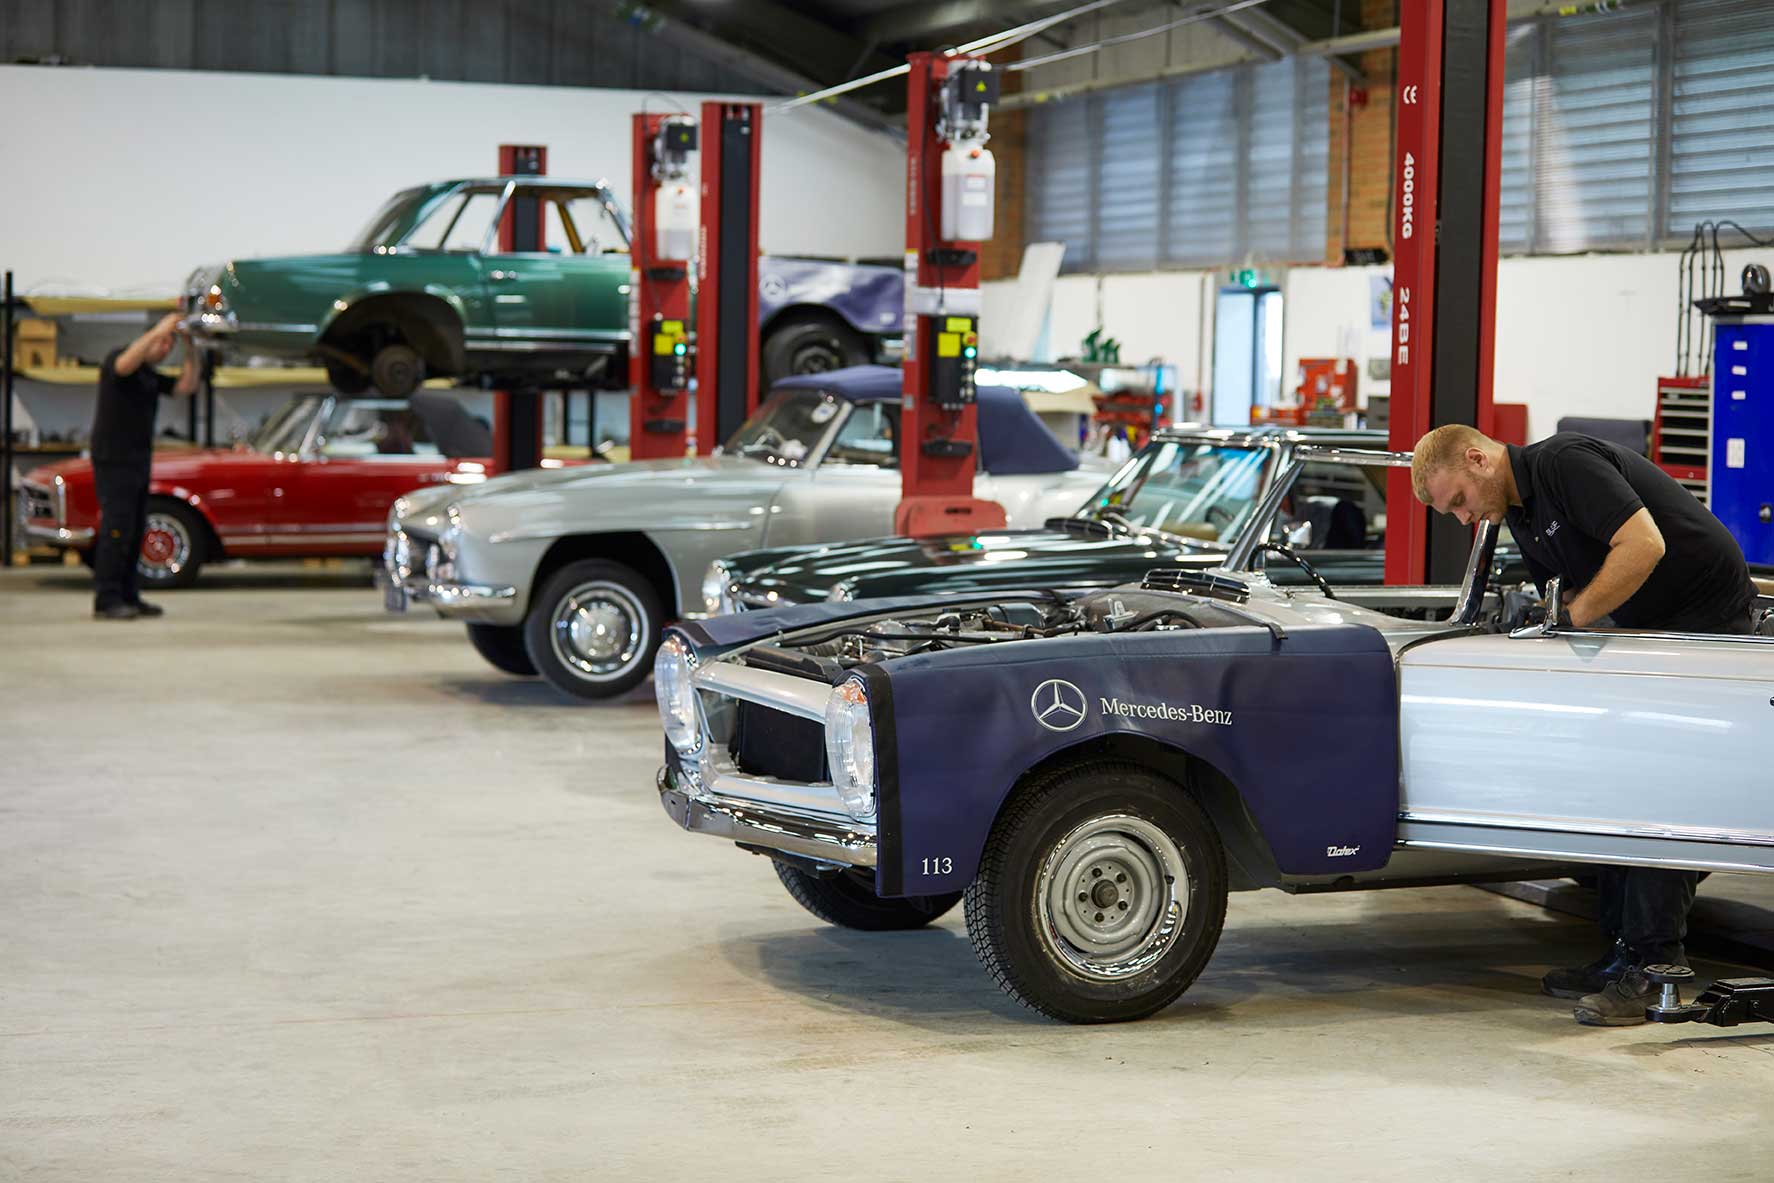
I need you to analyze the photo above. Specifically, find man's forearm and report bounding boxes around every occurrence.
[173,348,201,396]
[1567,541,1662,626]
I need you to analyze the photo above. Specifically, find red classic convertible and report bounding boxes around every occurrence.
[18,392,514,588]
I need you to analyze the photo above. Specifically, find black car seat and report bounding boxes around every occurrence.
[1302,495,1368,550]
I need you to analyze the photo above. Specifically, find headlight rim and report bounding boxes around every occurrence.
[654,633,702,756]
[824,675,877,822]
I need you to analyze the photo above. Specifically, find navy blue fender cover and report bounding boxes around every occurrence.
[863,624,1400,897]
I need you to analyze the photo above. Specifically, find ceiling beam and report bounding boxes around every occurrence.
[862,1,1093,47]
[641,0,902,89]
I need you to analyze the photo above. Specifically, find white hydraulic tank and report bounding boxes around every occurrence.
[941,141,995,242]
[654,180,697,262]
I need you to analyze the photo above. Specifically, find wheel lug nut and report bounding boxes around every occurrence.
[1094,912,1104,922]
[1078,892,1087,902]
[1116,873,1126,884]
[1091,868,1103,878]
[1117,901,1129,911]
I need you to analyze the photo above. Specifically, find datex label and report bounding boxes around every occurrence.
[1098,697,1232,726]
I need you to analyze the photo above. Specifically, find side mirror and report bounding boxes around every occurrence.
[1544,575,1566,629]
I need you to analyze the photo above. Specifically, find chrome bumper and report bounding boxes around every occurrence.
[23,522,93,546]
[657,764,877,868]
[377,566,514,617]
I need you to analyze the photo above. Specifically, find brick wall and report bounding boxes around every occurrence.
[981,50,1026,281]
[1327,0,1398,263]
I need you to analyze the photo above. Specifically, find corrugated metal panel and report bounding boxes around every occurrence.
[1534,7,1658,252]
[1498,27,1536,253]
[1163,70,1240,267]
[1292,56,1330,262]
[1668,0,1774,232]
[1095,84,1162,270]
[1028,96,1097,269]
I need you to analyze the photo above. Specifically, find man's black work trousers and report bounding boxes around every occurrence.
[92,461,148,610]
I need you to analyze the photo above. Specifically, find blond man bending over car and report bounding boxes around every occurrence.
[1411,422,1757,1027]
[89,313,200,620]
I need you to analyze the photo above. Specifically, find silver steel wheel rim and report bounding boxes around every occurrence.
[1035,813,1189,981]
[549,580,647,682]
[138,511,192,577]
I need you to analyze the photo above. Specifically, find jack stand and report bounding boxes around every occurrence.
[1644,964,1774,1027]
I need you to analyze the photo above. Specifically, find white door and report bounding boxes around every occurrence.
[1396,629,1774,871]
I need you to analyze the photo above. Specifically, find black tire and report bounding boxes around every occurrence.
[370,342,424,398]
[137,498,208,590]
[773,860,961,931]
[325,358,372,395]
[522,558,662,701]
[761,315,869,385]
[964,762,1228,1024]
[466,623,537,676]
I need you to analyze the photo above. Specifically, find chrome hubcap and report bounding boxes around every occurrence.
[138,512,191,576]
[1036,813,1188,981]
[550,581,646,681]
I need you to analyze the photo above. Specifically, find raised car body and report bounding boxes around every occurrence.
[382,365,1117,699]
[652,443,1774,1021]
[18,392,500,588]
[185,178,905,393]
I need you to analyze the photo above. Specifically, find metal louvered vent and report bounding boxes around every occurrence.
[1140,568,1250,602]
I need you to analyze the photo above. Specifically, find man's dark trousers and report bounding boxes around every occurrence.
[1597,604,1757,965]
[92,461,148,610]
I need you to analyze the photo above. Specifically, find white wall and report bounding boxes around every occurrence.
[1281,248,1765,439]
[0,66,904,296]
[1000,247,1767,442]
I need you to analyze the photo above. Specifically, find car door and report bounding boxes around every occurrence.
[294,398,459,552]
[1396,628,1774,871]
[481,188,630,355]
[765,400,901,547]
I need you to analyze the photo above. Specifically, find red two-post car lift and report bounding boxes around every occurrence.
[1384,0,1507,584]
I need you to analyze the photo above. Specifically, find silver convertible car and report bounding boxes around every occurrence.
[382,366,1115,699]
[651,444,1774,1023]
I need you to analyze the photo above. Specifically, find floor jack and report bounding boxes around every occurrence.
[1645,965,1774,1027]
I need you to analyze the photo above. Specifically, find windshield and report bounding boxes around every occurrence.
[724,390,846,467]
[1086,441,1271,545]
[249,396,324,454]
[347,186,454,252]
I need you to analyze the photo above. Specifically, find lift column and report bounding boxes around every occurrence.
[895,52,1006,538]
[695,102,763,450]
[629,114,696,460]
[1383,0,1506,585]
[492,143,547,474]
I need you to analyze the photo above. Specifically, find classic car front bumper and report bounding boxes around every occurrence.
[377,567,515,617]
[16,480,93,548]
[657,763,877,868]
[23,523,95,546]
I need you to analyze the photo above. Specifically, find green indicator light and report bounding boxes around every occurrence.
[963,346,977,358]
[674,343,686,355]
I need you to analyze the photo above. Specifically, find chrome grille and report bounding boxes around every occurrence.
[20,483,56,522]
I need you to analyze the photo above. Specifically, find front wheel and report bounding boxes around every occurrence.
[466,623,536,676]
[773,860,961,931]
[964,762,1228,1023]
[761,315,869,385]
[370,343,423,397]
[522,559,661,701]
[137,499,208,590]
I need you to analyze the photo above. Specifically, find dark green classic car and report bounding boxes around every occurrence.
[186,178,634,395]
[184,177,907,396]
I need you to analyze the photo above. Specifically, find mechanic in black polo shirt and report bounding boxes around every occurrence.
[1411,423,1756,1028]
[90,312,201,620]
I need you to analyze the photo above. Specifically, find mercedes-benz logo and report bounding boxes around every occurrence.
[1031,679,1087,732]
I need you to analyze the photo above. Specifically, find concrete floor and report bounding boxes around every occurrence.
[4,563,1773,1181]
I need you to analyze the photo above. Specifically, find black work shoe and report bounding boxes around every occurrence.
[93,603,142,621]
[129,600,165,617]
[1542,938,1635,999]
[1574,965,1659,1027]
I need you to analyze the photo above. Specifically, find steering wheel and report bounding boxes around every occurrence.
[1257,543,1337,600]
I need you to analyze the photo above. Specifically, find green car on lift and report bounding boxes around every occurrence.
[184,177,638,396]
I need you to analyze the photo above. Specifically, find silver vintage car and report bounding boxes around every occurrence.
[651,444,1774,1023]
[382,366,1116,700]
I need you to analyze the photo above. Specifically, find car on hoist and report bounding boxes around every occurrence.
[380,365,1118,701]
[704,425,1526,617]
[182,177,904,396]
[650,443,1774,1024]
[16,391,514,589]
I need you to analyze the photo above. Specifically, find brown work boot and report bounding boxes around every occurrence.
[1573,965,1659,1027]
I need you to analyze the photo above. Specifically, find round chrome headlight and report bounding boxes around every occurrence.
[825,677,876,820]
[701,559,736,615]
[654,634,701,755]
